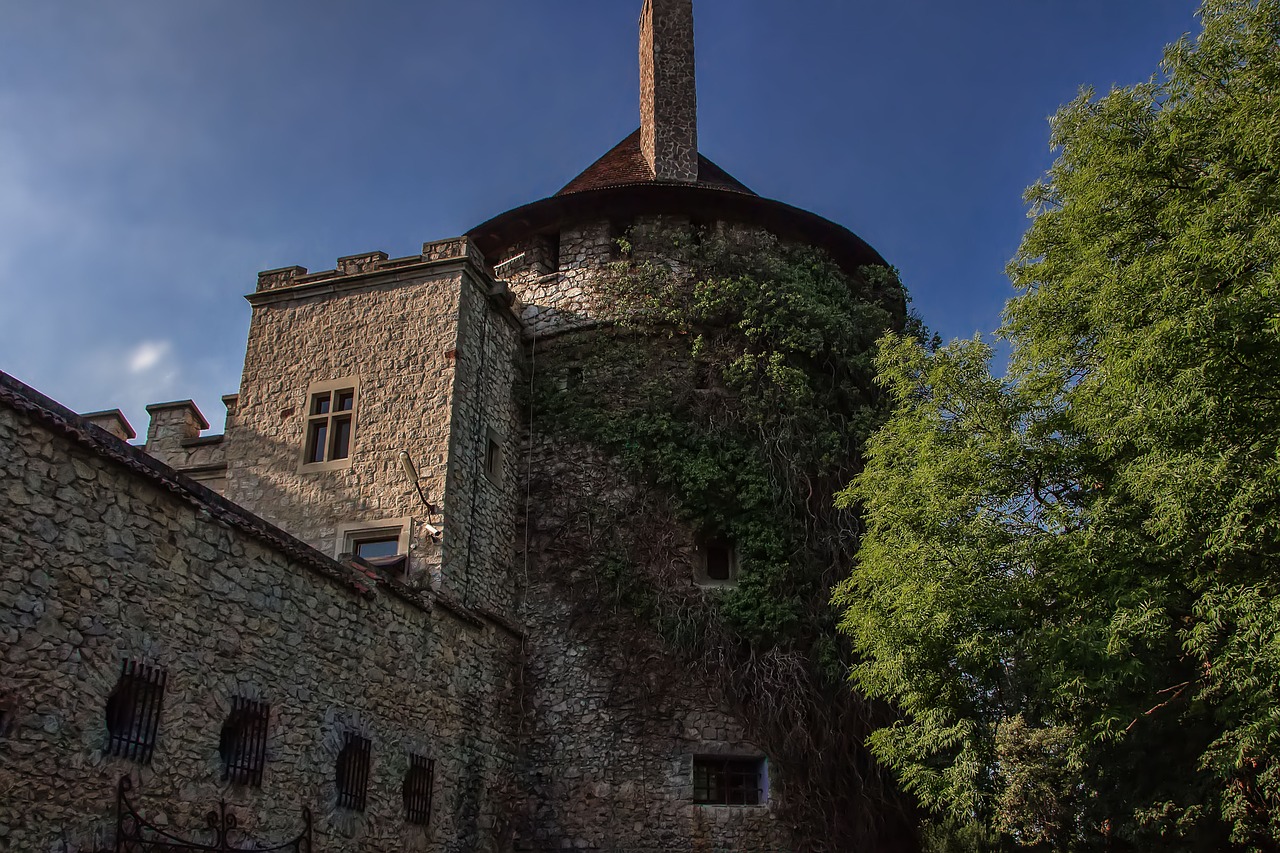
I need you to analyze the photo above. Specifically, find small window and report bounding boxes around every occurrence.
[300,379,358,470]
[403,754,436,826]
[609,218,634,259]
[337,519,411,574]
[105,660,167,764]
[220,696,269,786]
[484,430,502,484]
[696,538,737,586]
[336,731,372,811]
[693,756,765,806]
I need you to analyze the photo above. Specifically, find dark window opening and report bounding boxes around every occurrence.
[403,754,436,826]
[105,660,167,764]
[330,415,352,460]
[336,731,372,811]
[484,436,501,482]
[542,232,560,273]
[609,218,634,258]
[220,696,269,786]
[693,360,714,390]
[693,756,764,806]
[704,541,734,582]
[306,422,328,464]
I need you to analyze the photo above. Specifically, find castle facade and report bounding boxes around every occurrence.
[0,2,912,851]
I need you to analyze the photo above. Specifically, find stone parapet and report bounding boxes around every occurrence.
[254,238,488,294]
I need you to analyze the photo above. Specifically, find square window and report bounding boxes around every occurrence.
[693,756,766,806]
[299,379,358,471]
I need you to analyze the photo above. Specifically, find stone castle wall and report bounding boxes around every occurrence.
[0,381,521,853]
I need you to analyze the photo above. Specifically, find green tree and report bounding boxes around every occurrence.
[835,1,1280,849]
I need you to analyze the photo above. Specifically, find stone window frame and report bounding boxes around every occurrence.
[693,537,738,588]
[336,517,412,562]
[483,427,503,486]
[691,754,769,807]
[297,377,360,474]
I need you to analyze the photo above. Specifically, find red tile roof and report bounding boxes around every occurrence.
[557,129,755,196]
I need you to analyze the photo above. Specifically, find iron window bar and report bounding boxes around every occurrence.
[335,732,372,811]
[105,660,167,765]
[220,697,269,787]
[403,754,435,826]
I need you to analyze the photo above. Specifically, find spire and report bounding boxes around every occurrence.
[639,0,698,183]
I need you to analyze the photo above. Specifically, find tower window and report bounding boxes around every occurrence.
[403,754,436,826]
[693,756,766,806]
[484,429,503,484]
[105,660,167,764]
[696,538,737,586]
[220,696,269,786]
[336,731,372,811]
[300,379,359,471]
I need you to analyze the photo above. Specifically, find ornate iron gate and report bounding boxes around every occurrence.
[114,776,312,852]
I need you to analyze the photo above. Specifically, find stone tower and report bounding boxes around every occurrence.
[0,2,915,852]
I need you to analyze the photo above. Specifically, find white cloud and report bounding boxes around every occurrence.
[128,340,171,374]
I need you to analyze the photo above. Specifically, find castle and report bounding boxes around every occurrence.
[0,2,913,851]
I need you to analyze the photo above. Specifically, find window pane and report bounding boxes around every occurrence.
[331,416,352,460]
[336,390,355,412]
[312,393,331,415]
[354,537,399,559]
[307,422,328,464]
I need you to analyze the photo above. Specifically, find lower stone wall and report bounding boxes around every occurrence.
[0,396,521,853]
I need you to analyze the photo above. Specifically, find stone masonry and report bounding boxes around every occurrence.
[640,0,699,182]
[0,374,521,853]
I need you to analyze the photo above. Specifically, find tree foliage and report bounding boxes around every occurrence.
[836,1,1280,849]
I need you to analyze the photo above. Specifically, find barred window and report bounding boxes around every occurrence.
[336,731,372,811]
[220,697,269,786]
[403,754,436,826]
[105,660,167,764]
[693,756,765,806]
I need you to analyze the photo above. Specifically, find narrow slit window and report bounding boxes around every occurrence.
[336,731,372,811]
[403,754,436,826]
[105,660,167,764]
[220,696,269,786]
[484,432,502,483]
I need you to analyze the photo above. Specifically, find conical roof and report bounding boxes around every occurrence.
[557,130,755,197]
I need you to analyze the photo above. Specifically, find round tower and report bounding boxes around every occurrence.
[470,2,917,851]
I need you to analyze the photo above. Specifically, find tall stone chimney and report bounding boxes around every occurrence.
[640,0,698,183]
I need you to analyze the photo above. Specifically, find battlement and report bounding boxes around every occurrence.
[255,237,489,292]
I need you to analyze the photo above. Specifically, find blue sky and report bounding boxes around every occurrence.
[0,0,1200,438]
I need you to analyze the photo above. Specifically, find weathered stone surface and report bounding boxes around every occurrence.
[0,399,521,853]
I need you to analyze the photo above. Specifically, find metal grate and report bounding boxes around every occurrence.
[220,696,269,786]
[693,756,764,806]
[105,660,167,764]
[335,732,371,811]
[403,754,435,826]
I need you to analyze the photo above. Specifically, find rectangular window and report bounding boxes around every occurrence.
[337,518,411,575]
[403,754,436,826]
[300,379,358,471]
[336,731,372,811]
[484,429,502,484]
[220,696,269,787]
[693,756,765,806]
[696,538,737,586]
[105,660,167,764]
